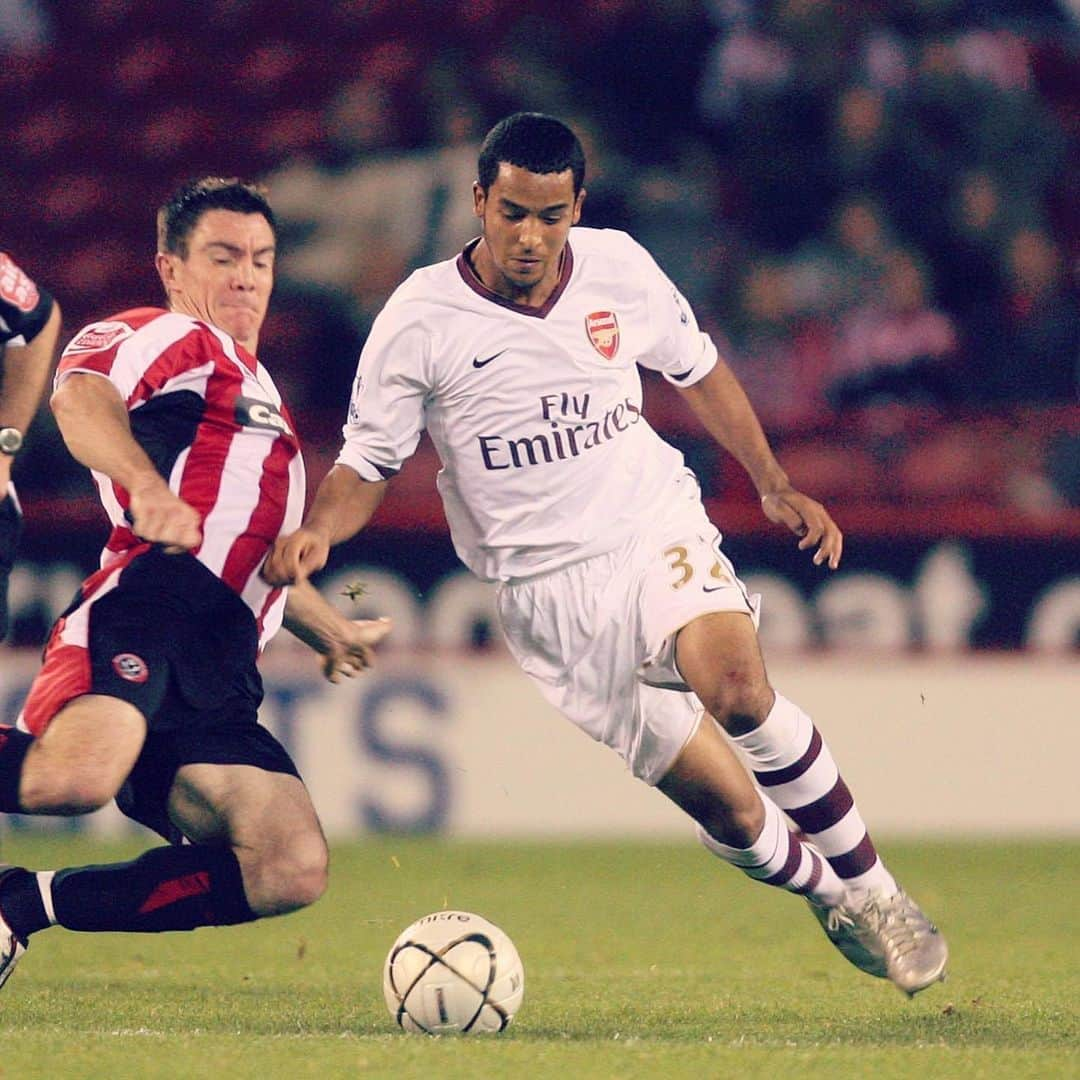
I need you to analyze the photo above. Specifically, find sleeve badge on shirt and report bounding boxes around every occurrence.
[0,253,40,313]
[585,311,620,360]
[64,321,132,355]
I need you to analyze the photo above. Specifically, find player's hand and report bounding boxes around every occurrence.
[319,616,392,684]
[262,526,331,586]
[127,478,202,553]
[760,487,843,569]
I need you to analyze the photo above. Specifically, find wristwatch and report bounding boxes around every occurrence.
[0,428,23,456]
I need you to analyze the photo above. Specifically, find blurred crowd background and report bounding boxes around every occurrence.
[2,0,1078,539]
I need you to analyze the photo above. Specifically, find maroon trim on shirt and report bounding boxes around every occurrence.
[456,238,574,319]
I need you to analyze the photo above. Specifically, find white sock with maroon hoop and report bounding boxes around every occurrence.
[697,794,846,907]
[731,693,898,897]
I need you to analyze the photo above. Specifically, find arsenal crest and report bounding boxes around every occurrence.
[585,311,619,360]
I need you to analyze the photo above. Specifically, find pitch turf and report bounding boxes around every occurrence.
[0,836,1075,1079]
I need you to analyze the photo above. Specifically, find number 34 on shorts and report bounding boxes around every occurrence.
[662,535,735,592]
[650,532,758,625]
[638,530,759,680]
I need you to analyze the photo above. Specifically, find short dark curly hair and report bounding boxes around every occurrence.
[477,113,585,195]
[157,177,276,258]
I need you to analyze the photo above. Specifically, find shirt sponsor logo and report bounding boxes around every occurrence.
[585,311,619,360]
[478,396,641,471]
[64,321,133,355]
[0,253,39,313]
[112,652,149,684]
[234,395,293,436]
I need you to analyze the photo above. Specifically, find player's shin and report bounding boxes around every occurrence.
[732,693,898,897]
[697,793,846,908]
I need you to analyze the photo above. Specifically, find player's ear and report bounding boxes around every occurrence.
[572,187,586,225]
[472,181,485,219]
[155,251,179,292]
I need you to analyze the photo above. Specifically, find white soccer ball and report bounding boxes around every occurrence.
[382,910,525,1035]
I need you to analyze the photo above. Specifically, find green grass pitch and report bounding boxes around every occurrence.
[0,835,1076,1079]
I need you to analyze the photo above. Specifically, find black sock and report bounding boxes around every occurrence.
[0,725,32,812]
[50,845,257,933]
[0,868,49,940]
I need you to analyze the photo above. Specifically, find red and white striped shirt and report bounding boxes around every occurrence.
[56,307,305,649]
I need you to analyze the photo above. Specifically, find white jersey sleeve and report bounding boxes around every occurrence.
[622,236,718,388]
[335,296,431,483]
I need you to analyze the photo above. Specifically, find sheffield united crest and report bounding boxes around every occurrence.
[111,652,149,684]
[585,311,619,360]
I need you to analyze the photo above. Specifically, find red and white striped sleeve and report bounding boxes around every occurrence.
[56,309,210,408]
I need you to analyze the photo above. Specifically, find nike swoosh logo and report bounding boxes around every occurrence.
[473,349,508,369]
[669,369,693,382]
[702,585,728,593]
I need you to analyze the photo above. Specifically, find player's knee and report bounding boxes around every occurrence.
[252,835,329,914]
[698,674,773,735]
[285,852,328,911]
[698,793,765,849]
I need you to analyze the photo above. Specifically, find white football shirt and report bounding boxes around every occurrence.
[337,227,718,581]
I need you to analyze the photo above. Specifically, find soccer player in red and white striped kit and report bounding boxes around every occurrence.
[0,179,389,991]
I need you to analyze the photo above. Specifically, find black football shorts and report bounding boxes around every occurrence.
[24,546,301,843]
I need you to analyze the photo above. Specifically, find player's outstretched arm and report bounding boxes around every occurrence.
[283,577,392,683]
[0,297,60,446]
[263,465,387,585]
[51,372,202,552]
[0,298,61,495]
[678,356,843,569]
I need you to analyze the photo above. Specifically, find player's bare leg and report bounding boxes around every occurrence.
[0,736,327,993]
[673,610,948,995]
[16,695,147,813]
[168,762,328,915]
[658,711,849,908]
[0,695,149,987]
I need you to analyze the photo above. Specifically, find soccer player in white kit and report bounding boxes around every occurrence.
[266,114,949,996]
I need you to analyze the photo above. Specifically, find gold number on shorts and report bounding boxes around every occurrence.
[709,560,731,585]
[664,545,694,589]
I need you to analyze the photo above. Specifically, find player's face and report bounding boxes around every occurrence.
[156,209,275,352]
[473,163,584,305]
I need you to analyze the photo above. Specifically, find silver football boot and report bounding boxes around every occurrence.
[808,888,948,997]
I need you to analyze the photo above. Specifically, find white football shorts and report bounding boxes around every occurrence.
[495,470,760,785]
